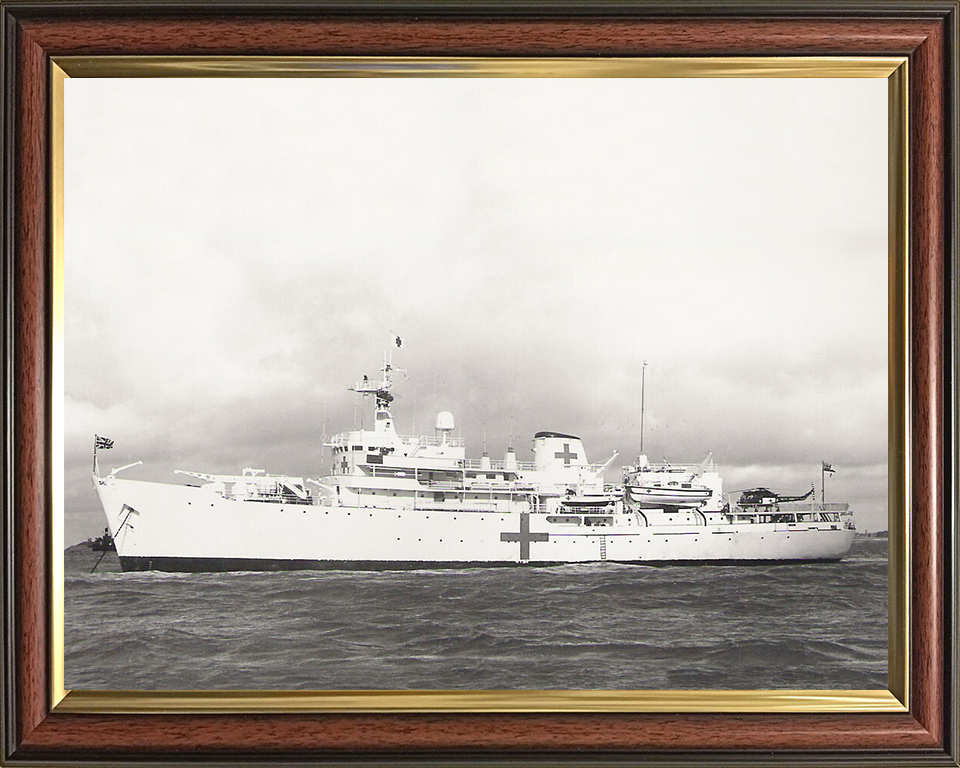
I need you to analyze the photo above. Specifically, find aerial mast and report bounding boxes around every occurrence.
[349,335,406,433]
[640,361,648,456]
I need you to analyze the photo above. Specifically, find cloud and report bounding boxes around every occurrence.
[65,396,155,453]
[62,76,890,543]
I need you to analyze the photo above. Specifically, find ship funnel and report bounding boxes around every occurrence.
[534,432,587,471]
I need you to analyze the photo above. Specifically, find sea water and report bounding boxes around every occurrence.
[64,537,887,690]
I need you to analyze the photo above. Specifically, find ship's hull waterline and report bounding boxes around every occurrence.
[96,477,856,572]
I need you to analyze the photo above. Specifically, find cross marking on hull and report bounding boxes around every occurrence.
[500,512,549,561]
[554,443,577,465]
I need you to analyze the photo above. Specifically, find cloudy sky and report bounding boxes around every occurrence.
[63,76,888,544]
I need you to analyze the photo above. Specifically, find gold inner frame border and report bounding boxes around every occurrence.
[48,55,910,715]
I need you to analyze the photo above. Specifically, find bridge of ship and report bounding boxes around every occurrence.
[328,432,468,450]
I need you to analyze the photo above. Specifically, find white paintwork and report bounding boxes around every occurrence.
[92,360,857,569]
[94,475,855,565]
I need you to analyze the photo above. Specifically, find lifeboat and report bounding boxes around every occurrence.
[625,482,712,508]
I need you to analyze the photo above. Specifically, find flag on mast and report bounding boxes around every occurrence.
[393,334,402,348]
[95,435,114,450]
[822,461,835,473]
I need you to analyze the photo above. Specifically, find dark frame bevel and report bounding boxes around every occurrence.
[0,0,956,18]
[1,3,958,767]
[1,2,15,765]
[944,0,960,763]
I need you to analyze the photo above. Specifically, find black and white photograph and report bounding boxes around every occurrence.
[62,75,888,691]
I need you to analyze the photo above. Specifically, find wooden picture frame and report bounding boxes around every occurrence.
[2,2,957,765]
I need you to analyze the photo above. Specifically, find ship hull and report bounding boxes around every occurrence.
[96,476,856,571]
[116,555,846,573]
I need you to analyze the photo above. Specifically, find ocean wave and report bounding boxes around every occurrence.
[64,539,888,690]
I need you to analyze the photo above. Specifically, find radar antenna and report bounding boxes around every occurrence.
[349,356,406,410]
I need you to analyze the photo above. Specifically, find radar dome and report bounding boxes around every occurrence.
[435,411,455,431]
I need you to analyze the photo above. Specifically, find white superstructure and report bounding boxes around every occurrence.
[92,358,856,572]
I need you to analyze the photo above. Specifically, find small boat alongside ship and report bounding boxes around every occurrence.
[92,356,857,572]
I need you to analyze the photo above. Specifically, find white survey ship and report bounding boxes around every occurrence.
[92,358,856,572]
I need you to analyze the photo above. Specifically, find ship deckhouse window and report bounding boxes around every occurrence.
[352,445,363,452]
[584,516,613,527]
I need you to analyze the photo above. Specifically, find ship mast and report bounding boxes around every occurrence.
[639,360,647,456]
[349,338,405,434]
[349,359,396,421]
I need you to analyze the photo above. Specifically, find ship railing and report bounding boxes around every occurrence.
[415,478,538,492]
[778,501,850,513]
[399,434,467,448]
[326,433,467,449]
[217,487,313,504]
[464,481,538,491]
[460,458,536,472]
[630,461,718,475]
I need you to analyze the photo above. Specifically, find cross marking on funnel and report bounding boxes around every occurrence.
[500,512,549,561]
[554,443,577,465]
